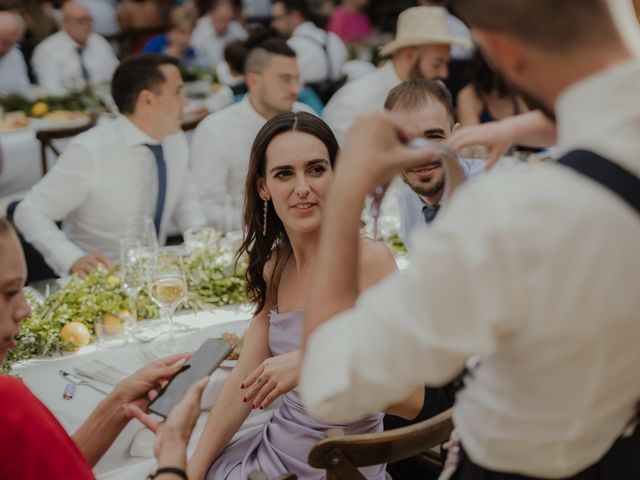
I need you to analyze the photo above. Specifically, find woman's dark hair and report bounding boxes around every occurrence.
[466,50,511,98]
[235,112,339,314]
[111,53,180,114]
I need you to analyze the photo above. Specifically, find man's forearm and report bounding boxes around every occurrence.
[305,170,370,341]
[72,393,129,466]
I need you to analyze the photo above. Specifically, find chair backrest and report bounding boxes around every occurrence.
[181,111,209,132]
[308,408,453,480]
[36,115,98,176]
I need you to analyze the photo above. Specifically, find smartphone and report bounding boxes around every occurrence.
[148,338,232,417]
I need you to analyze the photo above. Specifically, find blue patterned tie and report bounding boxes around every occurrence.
[144,144,166,237]
[422,204,440,224]
[76,46,90,82]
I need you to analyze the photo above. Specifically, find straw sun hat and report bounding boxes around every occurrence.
[379,6,472,56]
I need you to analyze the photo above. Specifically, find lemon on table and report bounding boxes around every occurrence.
[106,275,120,289]
[60,321,91,351]
[31,101,49,118]
[102,313,124,334]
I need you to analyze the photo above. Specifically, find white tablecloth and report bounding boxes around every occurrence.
[11,306,254,479]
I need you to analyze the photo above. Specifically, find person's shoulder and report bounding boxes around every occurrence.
[0,376,33,403]
[33,31,63,54]
[198,101,245,129]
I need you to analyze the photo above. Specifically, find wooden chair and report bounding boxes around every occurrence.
[36,115,97,176]
[308,408,453,480]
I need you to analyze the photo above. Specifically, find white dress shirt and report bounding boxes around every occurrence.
[287,21,347,84]
[14,116,206,275]
[31,30,118,95]
[397,159,487,247]
[190,17,247,69]
[190,95,315,229]
[301,60,640,477]
[322,61,401,145]
[0,47,30,95]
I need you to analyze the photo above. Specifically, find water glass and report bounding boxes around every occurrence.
[95,314,127,349]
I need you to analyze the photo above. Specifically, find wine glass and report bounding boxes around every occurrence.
[149,251,187,352]
[368,138,464,240]
[126,215,158,256]
[119,238,144,338]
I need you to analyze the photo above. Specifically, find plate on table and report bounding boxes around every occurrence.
[42,111,92,129]
[0,115,32,134]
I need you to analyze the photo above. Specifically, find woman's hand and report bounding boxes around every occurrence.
[124,377,209,463]
[241,350,301,409]
[112,353,191,412]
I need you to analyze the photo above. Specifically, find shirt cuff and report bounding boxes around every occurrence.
[50,243,85,276]
[300,313,363,424]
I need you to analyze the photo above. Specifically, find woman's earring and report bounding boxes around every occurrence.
[262,200,268,236]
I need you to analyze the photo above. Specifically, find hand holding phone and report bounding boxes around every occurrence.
[148,338,232,417]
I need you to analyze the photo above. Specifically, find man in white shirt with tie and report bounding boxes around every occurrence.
[301,0,640,478]
[14,54,206,277]
[322,6,470,145]
[31,0,118,95]
[191,38,314,229]
[191,0,247,69]
[270,0,347,88]
[0,12,30,96]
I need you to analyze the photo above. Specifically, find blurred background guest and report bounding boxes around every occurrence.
[270,0,347,102]
[14,0,57,81]
[0,11,29,95]
[31,0,118,94]
[81,0,119,38]
[327,0,373,45]
[117,0,172,31]
[456,50,528,127]
[191,0,247,69]
[143,5,197,70]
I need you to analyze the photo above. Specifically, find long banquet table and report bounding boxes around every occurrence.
[11,306,258,479]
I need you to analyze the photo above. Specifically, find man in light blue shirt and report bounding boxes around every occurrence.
[386,80,486,247]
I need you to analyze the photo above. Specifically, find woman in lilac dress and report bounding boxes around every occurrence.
[188,113,420,479]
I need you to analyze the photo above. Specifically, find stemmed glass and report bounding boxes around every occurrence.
[149,251,188,352]
[119,238,145,338]
[126,215,158,263]
[368,139,464,240]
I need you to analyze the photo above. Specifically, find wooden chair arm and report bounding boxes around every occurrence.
[308,408,453,470]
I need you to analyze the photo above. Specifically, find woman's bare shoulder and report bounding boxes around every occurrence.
[357,238,397,291]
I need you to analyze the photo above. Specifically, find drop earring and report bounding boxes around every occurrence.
[262,200,268,236]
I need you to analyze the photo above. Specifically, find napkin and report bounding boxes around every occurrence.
[74,359,128,385]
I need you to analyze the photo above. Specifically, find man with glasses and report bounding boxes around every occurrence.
[0,11,29,95]
[31,0,118,95]
[191,38,314,229]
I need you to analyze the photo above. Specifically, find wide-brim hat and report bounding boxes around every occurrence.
[379,6,472,56]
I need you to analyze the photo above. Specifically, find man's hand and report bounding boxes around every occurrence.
[70,252,113,277]
[445,121,515,170]
[241,351,301,409]
[114,353,191,413]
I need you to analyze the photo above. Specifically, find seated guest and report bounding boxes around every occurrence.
[187,112,413,479]
[387,80,486,246]
[191,0,247,70]
[327,0,373,45]
[15,0,57,79]
[322,6,470,144]
[456,50,528,127]
[270,0,347,99]
[31,0,118,95]
[301,1,640,479]
[143,6,198,70]
[190,39,315,230]
[14,54,207,277]
[0,216,207,480]
[0,11,29,95]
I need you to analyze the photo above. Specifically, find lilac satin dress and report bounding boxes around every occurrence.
[206,308,388,480]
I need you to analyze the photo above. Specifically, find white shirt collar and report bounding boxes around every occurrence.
[115,115,159,147]
[381,60,402,85]
[240,93,271,123]
[60,29,86,50]
[293,21,317,37]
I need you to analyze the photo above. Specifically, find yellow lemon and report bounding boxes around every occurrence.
[31,101,49,118]
[106,275,120,289]
[102,313,124,334]
[60,321,91,351]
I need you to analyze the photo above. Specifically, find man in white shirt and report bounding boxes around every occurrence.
[385,80,486,246]
[15,54,206,277]
[301,0,640,478]
[31,0,118,95]
[270,0,347,86]
[191,0,247,69]
[191,39,314,229]
[0,12,29,95]
[322,6,470,145]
